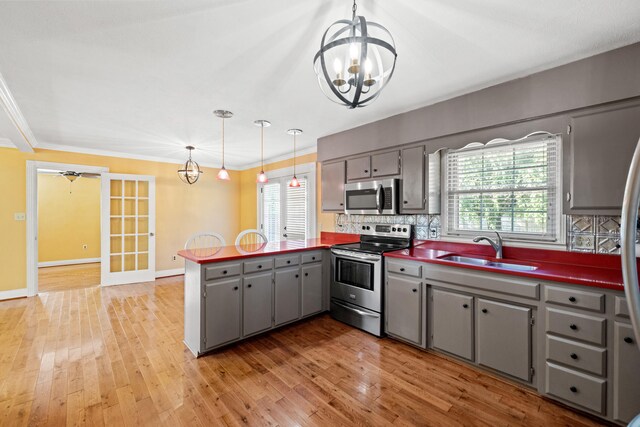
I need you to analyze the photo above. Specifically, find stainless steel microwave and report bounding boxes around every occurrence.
[344,178,398,215]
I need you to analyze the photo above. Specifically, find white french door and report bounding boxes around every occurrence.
[259,174,310,242]
[101,173,156,286]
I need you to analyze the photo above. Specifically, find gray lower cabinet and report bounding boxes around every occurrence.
[205,278,241,349]
[477,299,532,382]
[431,289,474,360]
[274,267,301,326]
[613,322,640,423]
[386,275,423,346]
[302,263,323,317]
[242,273,273,336]
[321,161,346,211]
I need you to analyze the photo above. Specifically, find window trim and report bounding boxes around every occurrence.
[256,162,317,241]
[442,132,564,244]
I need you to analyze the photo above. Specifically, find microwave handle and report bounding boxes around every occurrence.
[376,184,383,213]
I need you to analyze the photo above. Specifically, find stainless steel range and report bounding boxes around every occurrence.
[330,223,412,336]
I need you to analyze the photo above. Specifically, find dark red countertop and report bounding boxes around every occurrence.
[385,240,631,291]
[178,232,360,264]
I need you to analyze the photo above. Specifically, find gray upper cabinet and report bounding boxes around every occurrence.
[431,289,474,360]
[477,299,532,382]
[565,100,640,214]
[321,161,346,212]
[205,278,241,349]
[613,322,640,424]
[346,156,371,181]
[400,146,425,212]
[274,267,301,326]
[386,275,423,346]
[371,151,400,177]
[301,263,323,317]
[242,273,273,337]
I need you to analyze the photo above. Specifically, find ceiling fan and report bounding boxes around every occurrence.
[59,170,101,182]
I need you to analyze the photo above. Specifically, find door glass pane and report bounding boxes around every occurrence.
[124,254,136,271]
[137,235,148,252]
[124,199,136,215]
[262,182,281,242]
[110,236,122,254]
[110,217,122,235]
[138,199,148,215]
[137,253,148,270]
[124,236,136,253]
[111,180,122,196]
[138,217,148,233]
[110,255,122,272]
[124,218,136,234]
[124,180,136,197]
[110,198,122,215]
[138,181,149,198]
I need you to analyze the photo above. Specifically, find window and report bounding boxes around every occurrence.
[258,163,316,242]
[444,133,561,241]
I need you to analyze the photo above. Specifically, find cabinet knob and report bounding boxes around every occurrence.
[568,296,576,302]
[222,270,228,275]
[481,308,488,314]
[569,386,578,393]
[403,201,408,204]
[373,169,378,172]
[312,256,316,260]
[295,274,299,278]
[305,273,309,277]
[400,268,405,272]
[412,288,417,293]
[340,203,344,206]
[570,353,578,360]
[463,304,469,309]
[569,324,578,330]
[624,336,634,344]
[364,170,368,173]
[233,286,238,290]
[247,284,252,288]
[287,260,291,264]
[258,265,262,269]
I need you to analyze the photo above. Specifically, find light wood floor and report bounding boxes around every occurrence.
[0,276,608,427]
[38,263,101,293]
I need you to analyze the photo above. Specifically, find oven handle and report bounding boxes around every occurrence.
[332,300,380,318]
[376,184,383,214]
[330,249,381,262]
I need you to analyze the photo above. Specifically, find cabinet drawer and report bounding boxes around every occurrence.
[244,258,273,274]
[544,286,605,313]
[301,252,323,264]
[546,335,607,376]
[545,362,606,414]
[387,260,422,277]
[275,255,299,269]
[545,308,606,346]
[204,263,241,281]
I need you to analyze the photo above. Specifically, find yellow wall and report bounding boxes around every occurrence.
[239,153,335,235]
[37,174,101,262]
[0,147,241,292]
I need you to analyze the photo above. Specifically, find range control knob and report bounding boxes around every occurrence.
[367,226,371,230]
[392,227,396,232]
[362,225,366,230]
[403,228,407,232]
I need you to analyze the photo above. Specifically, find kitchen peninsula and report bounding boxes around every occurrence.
[177,232,358,356]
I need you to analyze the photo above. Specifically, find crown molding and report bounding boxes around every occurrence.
[239,145,317,170]
[0,137,15,148]
[0,71,36,152]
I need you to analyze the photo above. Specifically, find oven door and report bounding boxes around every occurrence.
[330,249,382,312]
[344,179,397,215]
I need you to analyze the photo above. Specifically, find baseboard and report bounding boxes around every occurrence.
[0,288,28,301]
[156,268,184,278]
[38,258,100,268]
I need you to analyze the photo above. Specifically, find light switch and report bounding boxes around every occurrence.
[14,212,25,221]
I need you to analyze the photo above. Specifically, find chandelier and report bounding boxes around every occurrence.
[313,0,397,109]
[214,109,233,181]
[178,146,202,184]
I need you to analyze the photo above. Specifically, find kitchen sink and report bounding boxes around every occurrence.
[439,255,538,272]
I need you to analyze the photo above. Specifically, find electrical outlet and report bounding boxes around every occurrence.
[429,227,438,239]
[172,255,177,261]
[14,213,25,221]
[82,244,88,250]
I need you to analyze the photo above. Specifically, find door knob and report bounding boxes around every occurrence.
[150,232,155,236]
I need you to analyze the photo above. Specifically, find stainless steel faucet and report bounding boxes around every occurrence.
[473,231,503,259]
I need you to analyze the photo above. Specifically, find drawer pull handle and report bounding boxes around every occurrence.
[400,268,405,272]
[233,286,238,290]
[568,296,576,302]
[569,386,578,393]
[481,308,488,314]
[463,304,469,309]
[305,273,309,277]
[258,265,262,269]
[247,284,252,288]
[570,324,578,330]
[570,353,578,360]
[222,270,228,274]
[287,260,291,264]
[412,288,417,293]
[624,336,634,344]
[312,257,316,260]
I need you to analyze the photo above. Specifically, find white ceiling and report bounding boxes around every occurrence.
[1,0,640,169]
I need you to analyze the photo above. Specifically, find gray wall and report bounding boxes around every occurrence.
[318,42,640,161]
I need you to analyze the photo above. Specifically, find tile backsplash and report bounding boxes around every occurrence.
[334,213,626,255]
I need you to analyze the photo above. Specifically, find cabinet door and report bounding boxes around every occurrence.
[401,146,425,212]
[386,275,423,346]
[371,151,400,177]
[301,263,323,317]
[346,156,371,181]
[477,299,532,381]
[321,161,346,211]
[432,289,474,360]
[205,278,241,349]
[613,322,640,423]
[274,267,301,326]
[565,101,640,214]
[242,273,273,336]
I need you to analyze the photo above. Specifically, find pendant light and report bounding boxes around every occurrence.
[287,129,302,188]
[313,0,397,109]
[214,109,233,181]
[254,120,271,183]
[178,146,202,184]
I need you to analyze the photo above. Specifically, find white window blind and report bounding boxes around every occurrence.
[262,182,280,243]
[445,134,560,241]
[285,177,308,241]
